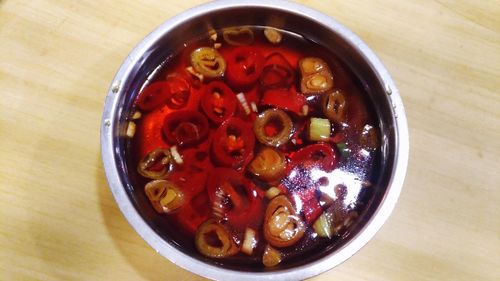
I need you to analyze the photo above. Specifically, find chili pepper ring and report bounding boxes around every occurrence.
[253,108,293,147]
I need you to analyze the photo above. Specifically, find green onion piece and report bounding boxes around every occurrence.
[309,117,331,141]
[313,211,334,238]
[265,187,281,199]
[241,227,257,255]
[336,142,350,158]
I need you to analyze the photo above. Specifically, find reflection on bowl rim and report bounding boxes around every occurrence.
[100,1,409,280]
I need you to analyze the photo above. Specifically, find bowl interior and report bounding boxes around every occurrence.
[107,3,397,274]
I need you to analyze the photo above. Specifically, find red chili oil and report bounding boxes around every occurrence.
[128,26,381,270]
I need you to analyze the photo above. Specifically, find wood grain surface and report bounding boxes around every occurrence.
[1,0,498,280]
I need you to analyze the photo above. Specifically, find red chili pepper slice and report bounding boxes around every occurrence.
[162,110,209,147]
[330,133,345,143]
[169,144,212,233]
[260,88,306,115]
[211,117,255,168]
[259,52,295,89]
[207,168,263,229]
[135,82,171,112]
[301,197,323,224]
[207,168,240,203]
[179,141,211,173]
[169,169,209,197]
[225,46,265,89]
[280,177,322,225]
[200,81,237,124]
[168,142,210,189]
[281,144,338,224]
[283,170,323,225]
[164,74,191,109]
[174,191,211,234]
[135,109,169,158]
[289,143,337,172]
[172,143,213,195]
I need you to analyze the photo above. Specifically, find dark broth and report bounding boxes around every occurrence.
[127,26,380,270]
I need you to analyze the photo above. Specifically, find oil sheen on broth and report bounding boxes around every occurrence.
[128,26,380,269]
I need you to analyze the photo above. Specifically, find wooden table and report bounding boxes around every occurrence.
[1,1,498,280]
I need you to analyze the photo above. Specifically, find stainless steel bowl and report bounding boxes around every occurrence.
[100,0,409,280]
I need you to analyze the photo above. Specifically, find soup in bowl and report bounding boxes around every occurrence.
[101,1,408,280]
